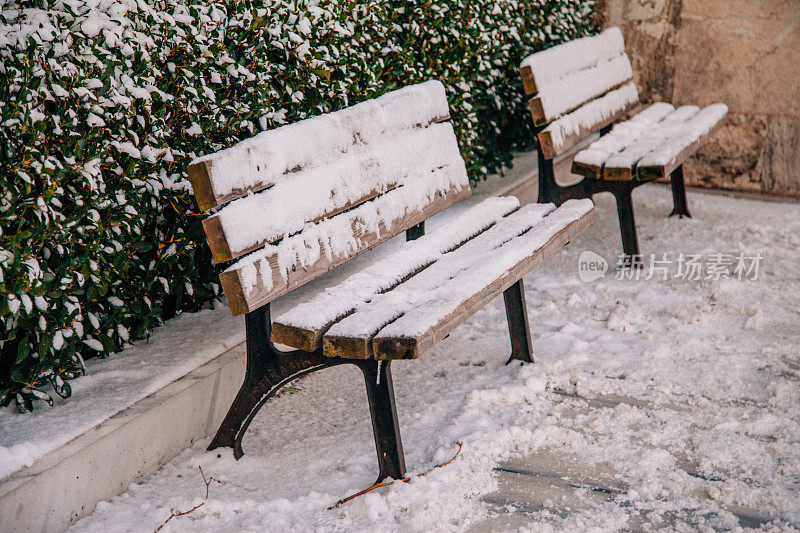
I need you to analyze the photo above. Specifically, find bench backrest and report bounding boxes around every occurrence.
[188,81,471,316]
[520,27,640,160]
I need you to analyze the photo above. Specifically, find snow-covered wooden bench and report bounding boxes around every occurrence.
[520,27,727,262]
[187,81,595,483]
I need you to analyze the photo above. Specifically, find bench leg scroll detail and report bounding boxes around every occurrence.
[208,304,407,484]
[503,279,534,364]
[207,305,345,458]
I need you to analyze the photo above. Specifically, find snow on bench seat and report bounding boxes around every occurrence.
[188,81,472,316]
[271,196,521,351]
[519,28,640,159]
[571,103,728,181]
[273,199,596,360]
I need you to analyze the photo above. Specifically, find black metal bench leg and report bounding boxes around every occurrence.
[503,279,534,364]
[669,165,692,218]
[537,146,560,205]
[613,187,642,268]
[359,360,406,483]
[207,305,341,459]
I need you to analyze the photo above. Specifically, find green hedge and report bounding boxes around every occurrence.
[0,0,596,411]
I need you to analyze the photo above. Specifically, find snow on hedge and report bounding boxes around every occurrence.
[0,0,596,410]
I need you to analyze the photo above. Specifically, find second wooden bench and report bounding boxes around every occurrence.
[520,27,728,264]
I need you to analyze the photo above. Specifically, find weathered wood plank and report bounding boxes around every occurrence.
[271,196,522,351]
[202,184,397,264]
[538,83,640,160]
[519,64,538,96]
[201,216,234,265]
[527,97,548,127]
[323,334,372,359]
[272,321,327,352]
[186,160,218,212]
[187,81,451,211]
[570,160,602,180]
[220,183,472,316]
[372,204,596,359]
[637,107,727,180]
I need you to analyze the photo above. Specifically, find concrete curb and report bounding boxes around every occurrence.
[0,343,246,532]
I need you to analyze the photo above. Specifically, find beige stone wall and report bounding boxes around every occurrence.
[597,0,800,196]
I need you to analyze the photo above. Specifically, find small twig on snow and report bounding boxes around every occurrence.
[154,466,216,532]
[328,442,462,510]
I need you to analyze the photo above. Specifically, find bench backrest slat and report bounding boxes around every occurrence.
[520,27,641,159]
[188,81,451,211]
[204,121,462,263]
[188,81,472,316]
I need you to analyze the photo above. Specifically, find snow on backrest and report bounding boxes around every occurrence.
[188,80,452,211]
[520,28,641,159]
[189,81,473,316]
[520,27,636,127]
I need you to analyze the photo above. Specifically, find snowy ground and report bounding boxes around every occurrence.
[72,182,800,532]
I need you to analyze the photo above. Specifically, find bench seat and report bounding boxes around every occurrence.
[571,102,728,181]
[273,197,595,360]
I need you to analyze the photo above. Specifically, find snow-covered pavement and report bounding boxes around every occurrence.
[71,183,800,532]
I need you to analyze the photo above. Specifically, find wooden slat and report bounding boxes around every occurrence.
[520,64,538,96]
[186,161,218,212]
[187,81,451,211]
[201,216,233,264]
[527,97,548,128]
[520,28,626,95]
[271,196,523,351]
[526,52,633,127]
[637,109,727,180]
[570,104,706,181]
[570,159,603,180]
[601,106,704,180]
[324,333,374,359]
[371,205,596,359]
[202,121,462,262]
[202,184,397,264]
[528,76,633,128]
[220,183,472,316]
[538,83,640,159]
[273,317,339,353]
[188,118,451,212]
